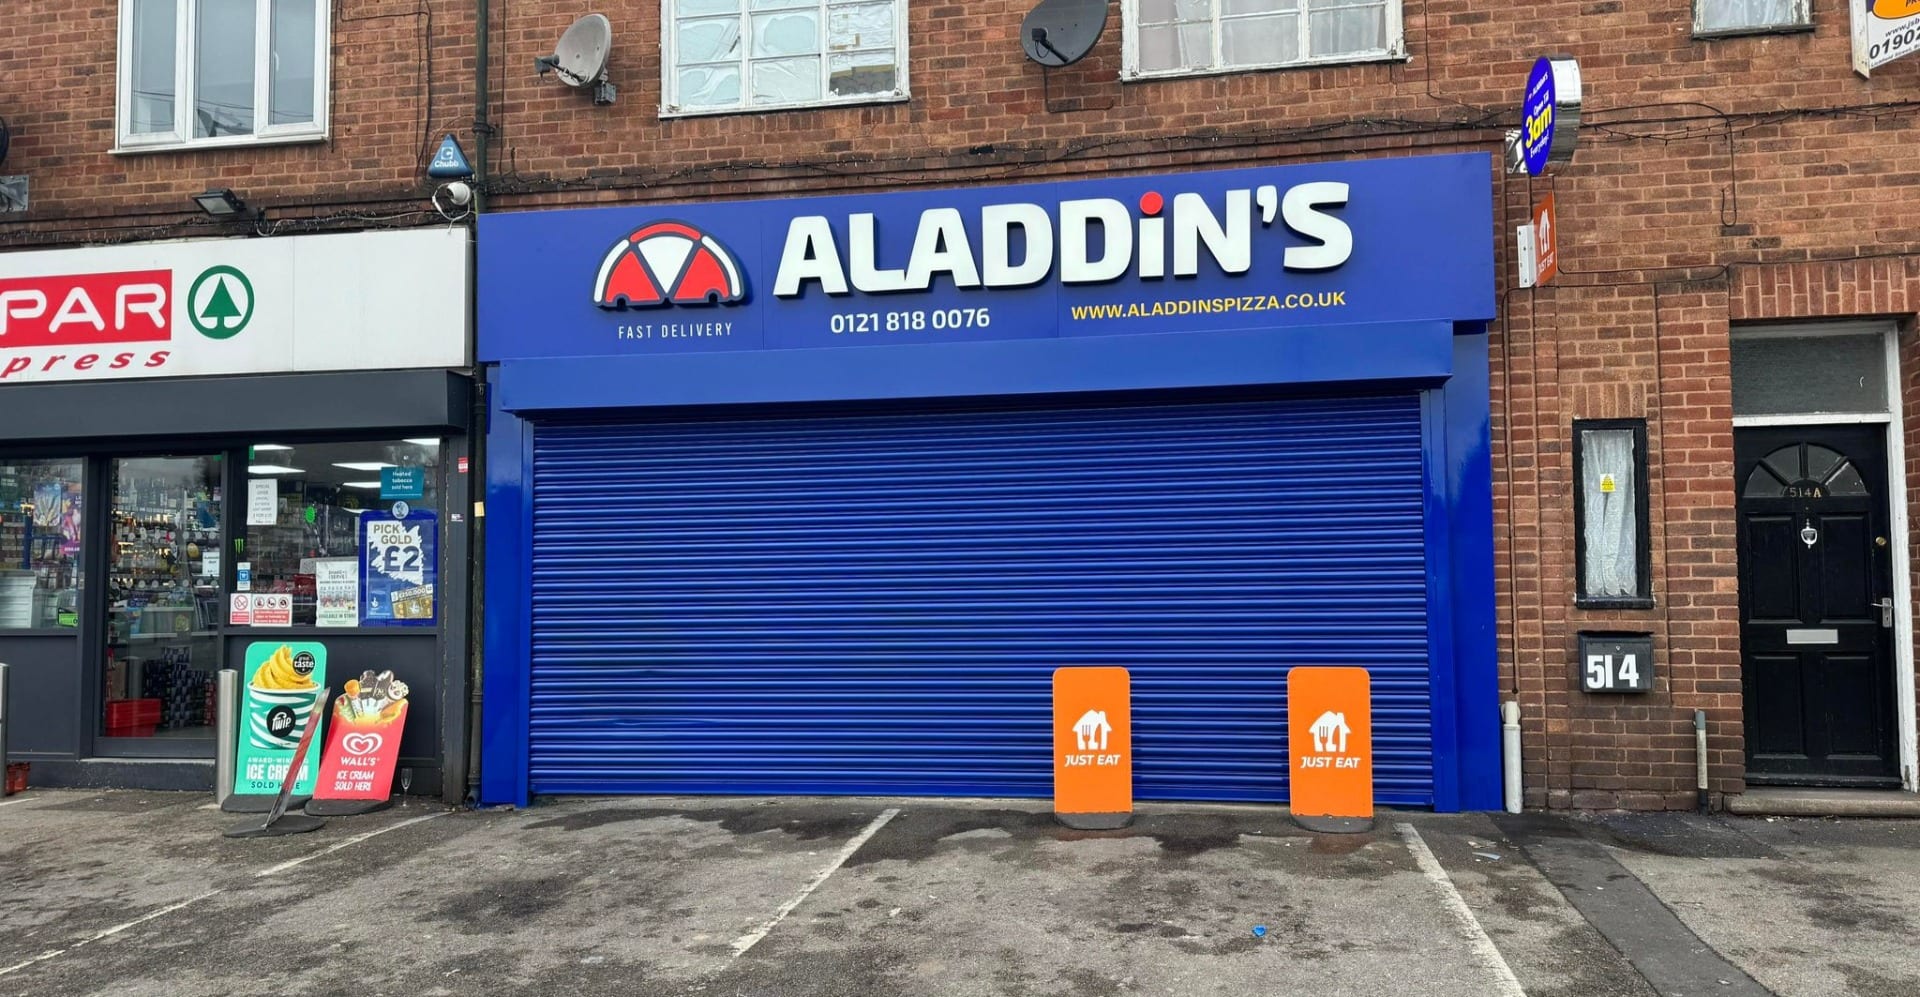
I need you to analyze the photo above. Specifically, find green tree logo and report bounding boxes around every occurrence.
[188,265,255,339]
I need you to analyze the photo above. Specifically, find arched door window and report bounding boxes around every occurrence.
[1742,444,1869,501]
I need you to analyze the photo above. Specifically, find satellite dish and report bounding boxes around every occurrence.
[1021,0,1107,68]
[536,13,617,105]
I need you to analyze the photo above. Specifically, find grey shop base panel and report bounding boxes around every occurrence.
[11,757,444,797]
[15,757,214,792]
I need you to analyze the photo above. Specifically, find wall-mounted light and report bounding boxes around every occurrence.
[192,188,247,217]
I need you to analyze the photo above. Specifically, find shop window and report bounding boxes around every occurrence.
[663,0,908,116]
[1693,0,1810,37]
[1123,0,1404,80]
[1573,421,1652,609]
[242,439,440,628]
[117,0,329,150]
[105,455,223,740]
[0,461,84,630]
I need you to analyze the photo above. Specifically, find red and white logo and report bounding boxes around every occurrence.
[0,270,170,347]
[593,221,746,308]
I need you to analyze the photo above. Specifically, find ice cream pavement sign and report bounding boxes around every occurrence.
[307,669,412,817]
[223,642,328,813]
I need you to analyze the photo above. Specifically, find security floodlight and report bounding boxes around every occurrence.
[192,188,247,217]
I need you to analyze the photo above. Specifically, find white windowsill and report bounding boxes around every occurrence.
[1121,48,1408,83]
[1692,22,1814,40]
[113,131,329,156]
[659,92,910,120]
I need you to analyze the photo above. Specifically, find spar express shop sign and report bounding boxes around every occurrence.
[0,228,468,383]
[478,153,1494,360]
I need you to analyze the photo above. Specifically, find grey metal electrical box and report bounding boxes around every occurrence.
[1578,632,1654,693]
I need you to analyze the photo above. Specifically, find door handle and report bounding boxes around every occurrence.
[1877,597,1895,628]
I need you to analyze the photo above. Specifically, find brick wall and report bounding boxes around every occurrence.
[0,0,477,247]
[7,0,1919,806]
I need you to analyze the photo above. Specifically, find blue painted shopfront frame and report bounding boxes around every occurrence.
[478,153,1502,811]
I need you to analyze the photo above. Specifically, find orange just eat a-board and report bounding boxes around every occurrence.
[1287,667,1374,833]
[1053,667,1132,829]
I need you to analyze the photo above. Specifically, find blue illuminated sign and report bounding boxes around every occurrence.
[478,153,1495,363]
[1521,58,1557,176]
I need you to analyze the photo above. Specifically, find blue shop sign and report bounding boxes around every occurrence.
[478,154,1494,362]
[1521,58,1557,176]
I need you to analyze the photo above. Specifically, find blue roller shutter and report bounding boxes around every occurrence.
[527,392,1435,803]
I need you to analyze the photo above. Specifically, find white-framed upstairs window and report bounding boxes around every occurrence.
[1693,0,1811,37]
[662,0,909,117]
[1123,0,1404,80]
[117,0,330,151]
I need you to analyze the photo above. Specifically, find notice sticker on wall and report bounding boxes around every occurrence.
[1599,473,1617,494]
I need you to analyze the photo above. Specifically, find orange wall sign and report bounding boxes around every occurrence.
[1287,667,1374,833]
[1053,667,1132,829]
[1532,194,1559,286]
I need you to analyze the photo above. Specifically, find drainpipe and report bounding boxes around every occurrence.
[1694,709,1710,814]
[463,0,491,804]
[1501,700,1522,814]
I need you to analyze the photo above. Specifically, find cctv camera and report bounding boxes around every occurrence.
[443,181,473,207]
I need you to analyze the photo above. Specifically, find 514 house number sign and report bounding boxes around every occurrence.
[1579,633,1655,694]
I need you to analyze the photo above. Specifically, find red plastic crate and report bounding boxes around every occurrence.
[105,698,160,738]
[106,698,161,728]
[4,763,26,796]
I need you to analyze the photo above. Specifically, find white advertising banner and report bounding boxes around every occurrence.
[0,227,467,384]
[1854,0,1920,76]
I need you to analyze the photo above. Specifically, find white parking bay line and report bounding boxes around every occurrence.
[0,810,448,981]
[254,811,446,878]
[730,807,901,959]
[1396,822,1529,997]
[0,890,223,978]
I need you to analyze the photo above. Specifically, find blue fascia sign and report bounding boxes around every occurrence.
[477,153,1495,364]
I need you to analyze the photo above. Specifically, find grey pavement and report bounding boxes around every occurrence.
[0,790,1913,997]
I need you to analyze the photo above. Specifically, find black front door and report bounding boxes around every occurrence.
[1736,425,1900,786]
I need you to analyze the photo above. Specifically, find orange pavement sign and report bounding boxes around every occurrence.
[1053,667,1132,829]
[1287,667,1374,833]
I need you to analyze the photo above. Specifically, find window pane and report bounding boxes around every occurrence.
[829,3,893,51]
[268,0,317,127]
[830,50,896,96]
[752,9,819,58]
[0,461,84,630]
[194,0,256,137]
[677,0,739,14]
[1697,0,1804,31]
[1139,21,1212,72]
[678,65,742,106]
[106,455,222,740]
[1307,4,1384,56]
[1225,0,1298,13]
[1222,13,1297,66]
[1579,429,1640,600]
[751,0,814,8]
[1139,0,1179,20]
[1730,333,1887,417]
[130,0,178,135]
[1173,0,1211,21]
[752,56,821,104]
[243,440,440,627]
[678,16,742,65]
